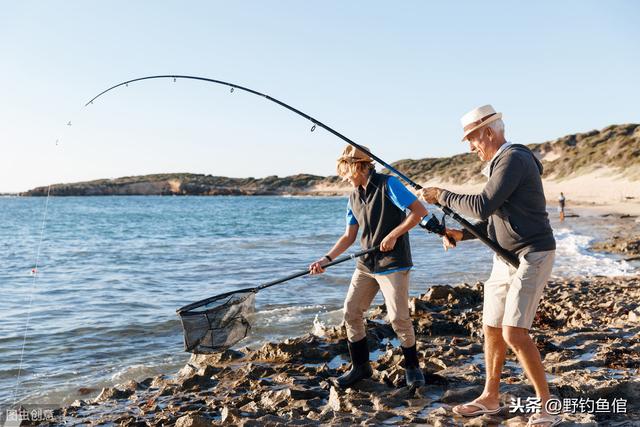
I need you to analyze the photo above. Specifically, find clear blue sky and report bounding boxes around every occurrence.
[1,1,638,192]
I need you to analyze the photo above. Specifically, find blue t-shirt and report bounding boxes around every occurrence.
[345,176,417,225]
[345,176,418,275]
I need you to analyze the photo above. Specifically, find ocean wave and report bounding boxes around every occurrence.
[553,228,634,277]
[255,304,329,325]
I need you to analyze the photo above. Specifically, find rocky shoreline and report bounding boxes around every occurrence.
[591,214,640,262]
[36,275,640,426]
[19,173,348,197]
[592,235,640,262]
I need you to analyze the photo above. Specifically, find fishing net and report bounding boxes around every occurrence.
[176,247,378,354]
[177,288,256,354]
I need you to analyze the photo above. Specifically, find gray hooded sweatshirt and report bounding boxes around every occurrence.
[438,144,556,256]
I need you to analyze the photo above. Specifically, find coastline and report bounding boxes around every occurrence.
[14,170,640,217]
[23,210,639,425]
[5,199,640,425]
[43,275,639,426]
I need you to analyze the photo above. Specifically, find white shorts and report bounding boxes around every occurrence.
[483,250,555,329]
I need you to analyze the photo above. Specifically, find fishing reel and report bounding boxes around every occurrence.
[420,214,458,248]
[419,214,446,235]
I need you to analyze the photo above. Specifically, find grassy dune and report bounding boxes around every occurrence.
[389,123,640,184]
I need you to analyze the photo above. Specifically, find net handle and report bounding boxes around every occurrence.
[256,246,379,291]
[176,246,379,314]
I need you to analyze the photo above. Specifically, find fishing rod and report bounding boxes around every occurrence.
[85,75,520,268]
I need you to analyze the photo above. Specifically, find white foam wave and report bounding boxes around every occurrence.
[256,304,327,325]
[311,314,327,337]
[553,228,634,277]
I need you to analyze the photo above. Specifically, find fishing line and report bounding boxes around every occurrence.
[11,185,51,405]
[11,111,79,405]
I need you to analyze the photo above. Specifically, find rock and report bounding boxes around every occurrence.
[220,406,241,424]
[178,373,217,391]
[369,390,407,411]
[239,401,260,414]
[112,415,144,426]
[423,285,454,302]
[440,385,484,403]
[463,415,499,426]
[422,284,481,308]
[190,349,245,366]
[120,379,147,392]
[260,388,293,409]
[416,311,473,336]
[350,378,391,393]
[93,386,134,402]
[241,362,278,380]
[252,414,292,425]
[372,411,401,422]
[326,386,345,412]
[150,374,172,388]
[175,413,213,427]
[70,399,87,408]
[250,335,336,363]
[77,387,96,395]
[504,415,529,426]
[425,357,448,371]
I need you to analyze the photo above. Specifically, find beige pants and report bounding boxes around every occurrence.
[483,250,556,329]
[343,268,416,347]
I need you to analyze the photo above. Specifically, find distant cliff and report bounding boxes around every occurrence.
[22,173,346,197]
[21,124,640,196]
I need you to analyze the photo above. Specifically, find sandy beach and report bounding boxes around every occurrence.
[308,167,640,217]
[418,170,640,217]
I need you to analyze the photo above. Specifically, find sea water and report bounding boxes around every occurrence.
[0,196,634,405]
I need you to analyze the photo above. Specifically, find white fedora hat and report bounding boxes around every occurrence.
[460,104,502,141]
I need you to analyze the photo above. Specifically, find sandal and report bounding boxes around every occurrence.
[452,401,502,417]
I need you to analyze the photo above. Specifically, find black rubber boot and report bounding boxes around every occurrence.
[336,337,373,388]
[401,344,425,388]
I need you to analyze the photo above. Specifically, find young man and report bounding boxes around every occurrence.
[309,144,428,388]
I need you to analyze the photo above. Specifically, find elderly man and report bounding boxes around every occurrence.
[420,105,558,426]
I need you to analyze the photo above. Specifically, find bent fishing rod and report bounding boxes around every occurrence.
[85,75,519,268]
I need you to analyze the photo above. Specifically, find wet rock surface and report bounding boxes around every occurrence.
[593,234,640,261]
[46,276,638,426]
[592,216,640,261]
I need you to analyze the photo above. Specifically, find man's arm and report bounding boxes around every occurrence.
[439,153,526,220]
[460,220,489,240]
[326,224,359,260]
[380,177,429,252]
[380,199,428,251]
[309,224,358,274]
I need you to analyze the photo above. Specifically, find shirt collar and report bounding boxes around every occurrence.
[481,141,512,178]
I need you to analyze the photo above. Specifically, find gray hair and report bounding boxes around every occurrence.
[488,118,505,135]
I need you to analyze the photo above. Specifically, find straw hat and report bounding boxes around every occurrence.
[337,144,373,163]
[460,104,502,141]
